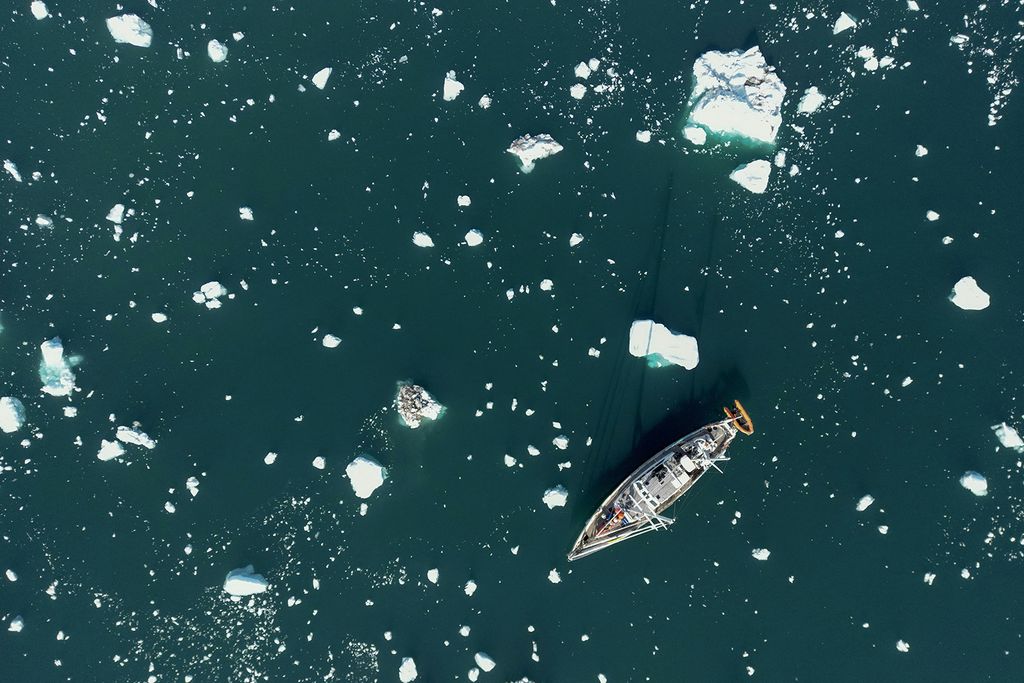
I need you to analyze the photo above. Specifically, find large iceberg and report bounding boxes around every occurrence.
[97,439,125,461]
[0,397,26,433]
[949,276,990,310]
[207,39,228,63]
[39,337,78,397]
[106,14,153,48]
[395,383,443,428]
[686,46,786,145]
[223,565,269,596]
[507,134,563,173]
[959,471,988,496]
[542,485,568,509]
[729,159,772,194]
[992,422,1024,451]
[628,320,699,370]
[346,455,387,499]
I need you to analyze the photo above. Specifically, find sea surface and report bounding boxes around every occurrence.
[2,1,1024,681]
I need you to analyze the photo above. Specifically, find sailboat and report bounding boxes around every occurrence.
[567,401,753,561]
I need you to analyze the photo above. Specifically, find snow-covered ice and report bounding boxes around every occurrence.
[752,548,771,561]
[729,160,772,194]
[186,476,200,497]
[328,129,341,141]
[116,425,156,449]
[322,334,342,348]
[575,61,592,79]
[636,130,652,143]
[569,233,584,247]
[507,134,563,173]
[686,46,786,145]
[30,1,48,19]
[542,485,568,509]
[8,616,24,633]
[151,313,168,323]
[457,195,471,207]
[833,12,858,34]
[926,210,940,221]
[0,397,26,433]
[6,569,17,582]
[346,456,387,499]
[106,204,125,224]
[3,160,22,182]
[478,95,492,109]
[427,568,439,584]
[239,206,253,221]
[797,86,826,114]
[193,281,228,309]
[464,229,484,247]
[39,337,77,397]
[311,67,332,90]
[992,422,1024,451]
[443,71,464,101]
[312,456,326,470]
[399,658,418,682]
[628,320,699,370]
[856,494,875,511]
[916,145,929,157]
[106,14,153,48]
[683,126,707,145]
[223,565,269,596]
[464,580,477,596]
[960,471,988,496]
[570,83,587,99]
[896,640,910,653]
[548,569,561,584]
[97,439,125,461]
[412,232,434,248]
[473,653,496,672]
[395,383,443,428]
[207,39,228,62]
[949,277,989,310]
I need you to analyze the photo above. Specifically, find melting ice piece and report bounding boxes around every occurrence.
[636,130,652,143]
[97,439,125,461]
[223,565,269,596]
[186,476,200,497]
[457,195,472,207]
[106,14,153,48]
[346,455,387,499]
[959,471,987,496]
[507,134,563,173]
[992,422,1024,451]
[478,95,492,109]
[8,615,24,633]
[473,653,496,672]
[548,569,561,584]
[106,203,125,224]
[151,312,168,323]
[915,145,928,157]
[3,160,22,182]
[683,125,707,145]
[628,320,699,370]
[443,70,464,101]
[311,67,332,89]
[193,281,228,309]
[729,159,772,194]
[116,424,156,449]
[542,485,568,509]
[207,39,228,62]
[322,334,342,348]
[239,206,253,220]
[856,494,875,511]
[465,229,484,247]
[39,337,77,397]
[0,397,26,433]
[552,435,568,450]
[896,640,910,653]
[31,1,49,19]
[399,658,418,682]
[395,383,443,428]
[412,231,435,248]
[797,86,826,114]
[464,580,477,596]
[949,277,989,310]
[833,12,858,34]
[427,568,439,584]
[575,61,592,79]
[752,548,771,561]
[570,83,587,99]
[686,46,786,145]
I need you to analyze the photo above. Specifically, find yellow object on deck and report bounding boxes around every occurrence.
[723,400,754,435]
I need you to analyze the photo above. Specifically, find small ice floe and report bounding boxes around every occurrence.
[34,214,53,229]
[569,233,584,247]
[346,455,387,499]
[507,134,563,173]
[39,337,77,397]
[923,572,936,585]
[896,639,910,653]
[8,615,24,633]
[106,204,125,224]
[457,195,472,207]
[552,435,568,450]
[443,70,465,101]
[478,95,492,109]
[223,565,269,596]
[63,406,77,417]
[575,61,592,79]
[3,160,22,182]
[915,145,929,157]
[322,334,342,348]
[570,83,587,99]
[959,471,988,496]
[151,312,167,323]
[412,231,434,248]
[729,160,772,194]
[328,129,341,141]
[992,422,1024,451]
[427,568,439,584]
[797,86,826,114]
[464,229,484,247]
[539,279,554,291]
[856,494,875,512]
[686,46,786,145]
[5,569,17,582]
[399,658,418,682]
[30,1,49,19]
[542,485,568,509]
[116,424,156,449]
[683,126,707,145]
[312,456,326,470]
[97,439,125,461]
[926,210,940,221]
[193,281,228,309]
[264,451,278,465]
[636,130,652,143]
[949,277,990,311]
[239,206,253,221]
[473,653,496,672]
[186,476,200,497]
[752,548,771,561]
[311,67,332,90]
[628,320,699,370]
[395,383,443,428]
[106,14,153,48]
[548,569,561,584]
[464,580,477,596]
[0,397,26,433]
[164,501,176,514]
[207,39,228,62]
[833,12,858,34]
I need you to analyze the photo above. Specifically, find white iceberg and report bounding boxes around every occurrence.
[636,130,652,143]
[311,67,332,90]
[116,424,156,449]
[457,195,472,207]
[3,160,22,182]
[542,485,568,509]
[106,14,153,48]
[960,471,987,496]
[464,579,477,596]
[412,231,434,248]
[8,615,23,633]
[399,658,418,682]
[950,277,989,310]
[507,134,563,173]
[797,86,826,114]
[312,455,326,470]
[106,203,125,224]
[193,280,228,309]
[856,494,875,512]
[151,312,168,323]
[223,565,269,596]
[186,476,200,497]
[570,83,587,99]
[0,397,26,433]
[346,455,387,499]
[30,1,49,19]
[992,422,1024,451]
[548,569,561,584]
[97,439,125,461]
[575,62,592,79]
[628,320,699,370]
[395,383,443,428]
[833,12,857,34]
[464,229,484,247]
[686,46,786,145]
[207,39,228,63]
[915,145,928,157]
[473,653,496,672]
[729,159,772,194]
[443,70,464,101]
[322,334,342,348]
[683,125,707,145]
[752,548,771,561]
[39,337,77,397]
[427,568,439,584]
[239,206,253,220]
[896,639,910,653]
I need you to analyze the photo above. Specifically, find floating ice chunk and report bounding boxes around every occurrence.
[628,320,699,370]
[574,62,592,79]
[915,145,928,157]
[223,565,269,596]
[106,203,125,224]
[106,14,153,48]
[0,397,26,433]
[960,471,987,496]
[683,126,707,145]
[39,337,77,397]
[30,1,49,19]
[570,83,587,99]
[412,231,434,248]
[478,95,492,109]
[232,31,244,41]
[457,195,472,207]
[542,485,568,509]
[552,435,568,450]
[164,501,176,514]
[833,12,857,34]
[926,210,940,221]
[635,130,652,143]
[151,312,167,323]
[464,580,477,596]
[923,572,936,585]
[395,383,443,428]
[311,67,332,89]
[992,422,1024,451]
[856,494,875,511]
[346,455,386,498]
[797,86,826,114]
[35,214,53,229]
[901,377,913,388]
[548,569,561,584]
[751,548,771,561]
[473,653,496,672]
[322,334,342,348]
[399,658,418,682]
[264,451,278,465]
[427,568,439,584]
[687,46,786,145]
[507,134,563,173]
[327,129,341,141]
[5,569,17,582]
[97,439,125,461]
[443,70,464,101]
[539,279,553,291]
[3,160,22,182]
[312,455,326,470]
[896,640,910,653]
[116,425,156,449]
[193,281,228,309]
[186,476,200,497]
[949,276,990,311]
[464,229,483,247]
[239,206,253,221]
[8,616,24,633]
[569,233,584,247]
[907,0,919,9]
[207,39,228,62]
[729,160,772,194]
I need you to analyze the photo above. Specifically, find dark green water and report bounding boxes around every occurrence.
[3,1,1024,681]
